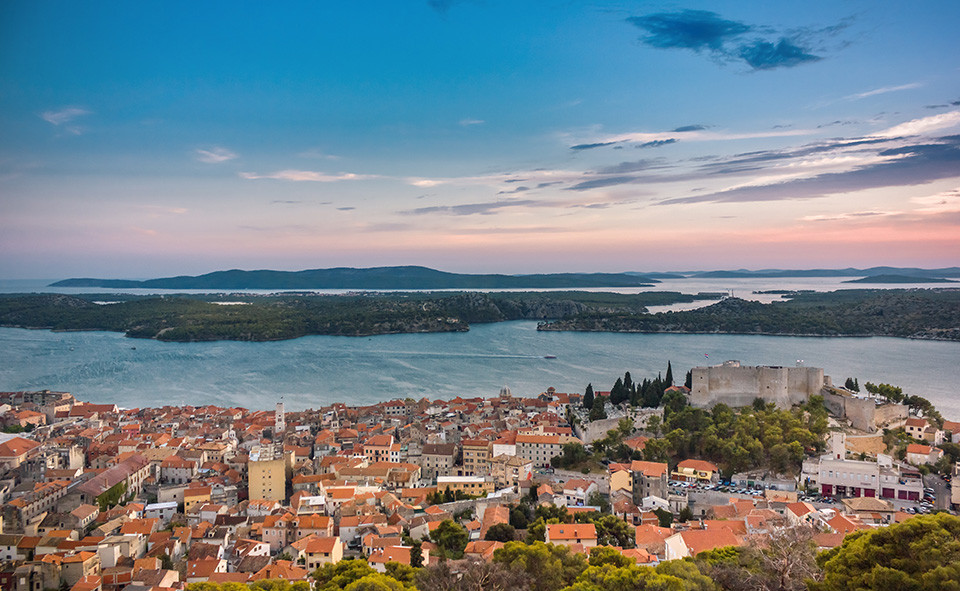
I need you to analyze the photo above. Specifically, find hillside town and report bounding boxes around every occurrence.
[1,362,959,591]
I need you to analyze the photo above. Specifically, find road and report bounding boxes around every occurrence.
[924,473,951,511]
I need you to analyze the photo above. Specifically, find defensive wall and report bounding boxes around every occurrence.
[689,360,825,409]
[821,388,908,433]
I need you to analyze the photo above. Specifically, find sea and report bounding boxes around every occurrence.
[1,277,958,418]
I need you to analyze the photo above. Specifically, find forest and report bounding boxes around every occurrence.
[0,291,714,342]
[539,289,960,341]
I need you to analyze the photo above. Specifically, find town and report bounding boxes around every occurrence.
[1,360,959,591]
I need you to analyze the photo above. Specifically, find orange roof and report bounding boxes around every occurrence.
[906,443,934,454]
[634,524,671,543]
[547,523,596,541]
[63,551,98,564]
[0,436,40,458]
[676,528,741,555]
[630,460,668,478]
[677,459,718,472]
[304,537,341,553]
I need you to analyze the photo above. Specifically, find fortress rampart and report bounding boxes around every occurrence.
[689,360,825,409]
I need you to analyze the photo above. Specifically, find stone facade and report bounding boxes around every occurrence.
[690,361,824,409]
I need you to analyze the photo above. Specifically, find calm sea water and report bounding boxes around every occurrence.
[1,322,958,419]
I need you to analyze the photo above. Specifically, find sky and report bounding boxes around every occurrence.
[1,1,959,278]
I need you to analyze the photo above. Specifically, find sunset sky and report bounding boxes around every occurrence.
[1,1,959,278]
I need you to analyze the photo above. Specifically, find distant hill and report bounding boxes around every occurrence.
[843,274,957,284]
[50,266,659,290]
[690,267,960,279]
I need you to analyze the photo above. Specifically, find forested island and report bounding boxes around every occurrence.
[50,266,659,290]
[0,291,714,342]
[2,289,958,342]
[538,289,960,341]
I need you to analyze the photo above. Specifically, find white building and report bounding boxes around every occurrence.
[809,433,923,502]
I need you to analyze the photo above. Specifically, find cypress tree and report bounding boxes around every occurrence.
[665,361,674,387]
[684,369,692,389]
[611,377,625,405]
[583,384,594,409]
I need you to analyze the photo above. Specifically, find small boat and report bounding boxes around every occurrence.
[544,355,557,359]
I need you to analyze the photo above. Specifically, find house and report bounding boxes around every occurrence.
[634,524,672,558]
[545,523,597,548]
[143,502,178,524]
[0,437,41,470]
[664,528,741,560]
[515,434,563,468]
[302,536,343,570]
[905,443,943,466]
[421,444,457,482]
[461,439,491,476]
[186,558,227,584]
[62,552,101,587]
[942,420,960,443]
[367,545,428,571]
[672,459,719,483]
[562,479,599,507]
[630,461,669,504]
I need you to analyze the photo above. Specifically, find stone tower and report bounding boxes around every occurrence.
[275,401,285,435]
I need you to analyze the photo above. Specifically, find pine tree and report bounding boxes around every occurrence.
[665,361,674,387]
[583,384,594,409]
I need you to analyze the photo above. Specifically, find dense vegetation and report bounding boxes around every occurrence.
[539,289,960,341]
[0,291,715,342]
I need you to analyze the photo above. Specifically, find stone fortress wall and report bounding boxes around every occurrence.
[689,360,825,409]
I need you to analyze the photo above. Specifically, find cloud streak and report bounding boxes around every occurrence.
[240,170,377,182]
[658,135,960,205]
[844,82,923,101]
[40,107,91,126]
[195,147,238,163]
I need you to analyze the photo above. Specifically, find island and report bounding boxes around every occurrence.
[538,289,960,341]
[0,291,718,341]
[49,265,660,290]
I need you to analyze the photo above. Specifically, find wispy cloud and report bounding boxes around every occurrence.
[910,187,960,214]
[39,107,91,126]
[195,147,238,163]
[459,118,485,126]
[657,135,960,205]
[240,170,377,182]
[625,9,845,71]
[844,82,923,101]
[401,199,548,216]
[800,210,899,222]
[571,141,623,151]
[876,110,960,137]
[140,205,188,215]
[570,126,813,150]
[297,148,341,160]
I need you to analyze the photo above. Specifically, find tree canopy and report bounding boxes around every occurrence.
[812,514,960,591]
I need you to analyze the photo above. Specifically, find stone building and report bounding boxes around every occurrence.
[689,361,825,409]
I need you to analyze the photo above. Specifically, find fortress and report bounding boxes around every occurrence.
[689,360,827,409]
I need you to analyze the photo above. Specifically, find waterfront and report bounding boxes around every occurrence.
[2,321,958,418]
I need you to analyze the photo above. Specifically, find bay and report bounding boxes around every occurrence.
[1,322,958,420]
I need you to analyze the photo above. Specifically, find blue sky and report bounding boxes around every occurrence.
[1,1,959,278]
